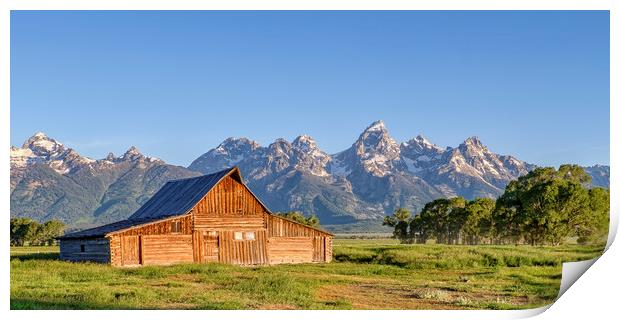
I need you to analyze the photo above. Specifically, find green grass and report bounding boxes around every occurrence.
[10,240,604,310]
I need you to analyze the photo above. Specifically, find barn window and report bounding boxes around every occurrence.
[80,244,85,252]
[234,231,243,240]
[244,232,255,241]
[171,221,181,233]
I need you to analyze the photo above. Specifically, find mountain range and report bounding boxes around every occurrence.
[10,121,610,230]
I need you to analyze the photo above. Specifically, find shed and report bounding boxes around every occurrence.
[58,167,333,266]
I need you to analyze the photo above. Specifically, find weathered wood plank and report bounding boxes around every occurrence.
[59,238,110,263]
[268,237,313,264]
[141,235,193,265]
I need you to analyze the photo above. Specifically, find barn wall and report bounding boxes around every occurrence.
[268,237,313,264]
[325,237,333,262]
[59,238,110,263]
[193,230,220,263]
[109,235,121,266]
[141,235,193,265]
[266,215,333,263]
[107,215,192,266]
[218,230,268,265]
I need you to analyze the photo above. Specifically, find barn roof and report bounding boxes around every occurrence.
[59,167,238,239]
[128,167,236,220]
[57,217,168,239]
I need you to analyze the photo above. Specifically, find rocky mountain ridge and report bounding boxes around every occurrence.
[11,122,609,229]
[10,133,199,229]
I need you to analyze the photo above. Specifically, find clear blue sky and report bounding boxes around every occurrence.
[11,11,609,167]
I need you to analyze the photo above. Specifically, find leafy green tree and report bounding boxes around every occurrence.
[447,197,468,244]
[417,197,466,244]
[10,218,40,246]
[11,218,66,246]
[409,215,427,244]
[577,187,610,244]
[494,165,595,245]
[383,208,412,243]
[38,220,66,245]
[462,198,495,244]
[275,211,321,228]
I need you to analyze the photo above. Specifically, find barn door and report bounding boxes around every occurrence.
[121,235,141,266]
[203,231,219,262]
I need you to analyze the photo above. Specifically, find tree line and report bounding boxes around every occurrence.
[275,211,321,228]
[384,165,609,246]
[10,218,65,246]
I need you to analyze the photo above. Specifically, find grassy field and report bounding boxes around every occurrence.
[10,239,604,310]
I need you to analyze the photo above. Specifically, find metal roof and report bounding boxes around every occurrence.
[129,167,235,220]
[58,217,168,239]
[59,167,237,239]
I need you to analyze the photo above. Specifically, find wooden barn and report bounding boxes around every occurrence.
[58,167,333,266]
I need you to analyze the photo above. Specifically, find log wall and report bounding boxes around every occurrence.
[59,238,110,263]
[325,236,333,262]
[266,214,333,263]
[141,235,193,265]
[192,230,220,263]
[218,230,268,265]
[108,215,192,266]
[267,237,313,264]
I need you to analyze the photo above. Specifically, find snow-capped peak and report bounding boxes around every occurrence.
[122,146,143,159]
[215,137,261,155]
[188,137,262,173]
[291,135,330,177]
[292,134,319,152]
[414,135,434,147]
[33,131,47,139]
[350,120,401,177]
[363,120,387,133]
[12,132,96,175]
[399,135,445,174]
[119,146,161,163]
[463,136,484,147]
[22,132,65,155]
[402,134,444,152]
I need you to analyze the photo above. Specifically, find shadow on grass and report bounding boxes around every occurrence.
[11,252,60,261]
[10,298,116,310]
[10,298,240,310]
